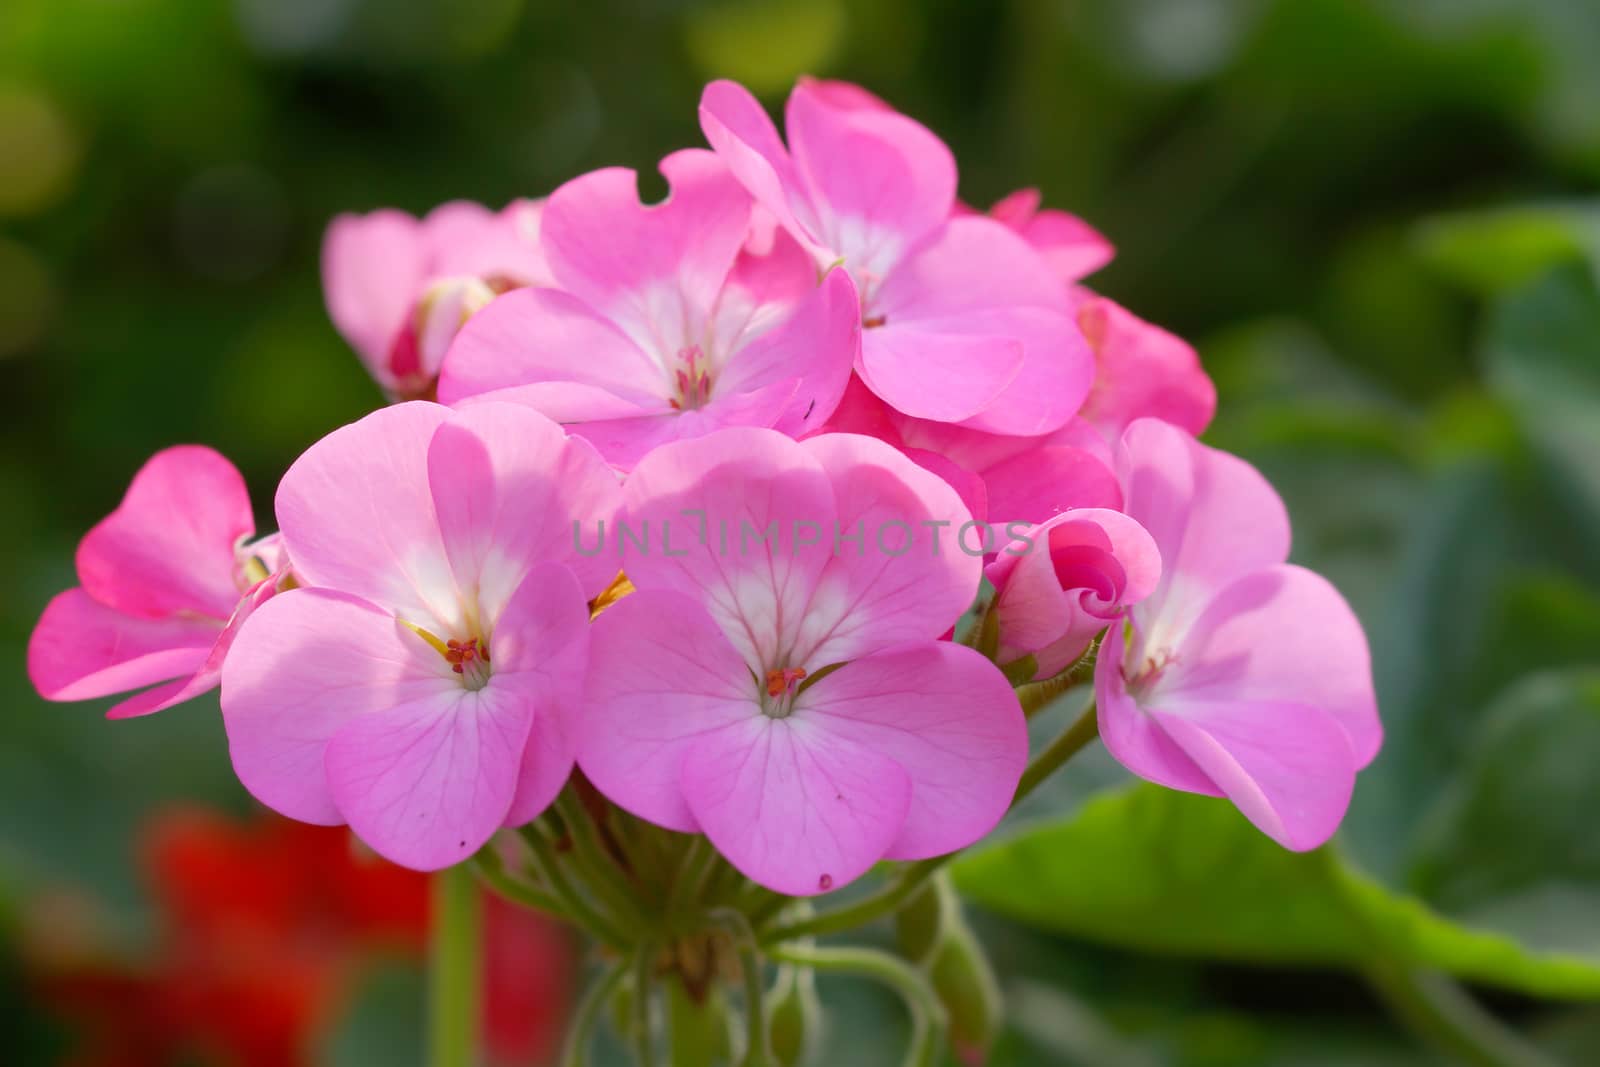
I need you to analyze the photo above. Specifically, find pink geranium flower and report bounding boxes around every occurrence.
[1095,419,1381,850]
[439,150,858,470]
[322,199,550,399]
[699,79,1093,436]
[220,402,620,870]
[578,428,1027,895]
[986,508,1161,680]
[28,447,283,719]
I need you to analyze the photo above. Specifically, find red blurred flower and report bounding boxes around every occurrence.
[29,809,571,1067]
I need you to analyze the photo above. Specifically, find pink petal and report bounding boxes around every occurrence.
[325,682,531,871]
[857,326,1025,424]
[795,434,982,664]
[275,402,460,634]
[28,588,217,703]
[1149,699,1358,851]
[1016,207,1115,285]
[1078,297,1216,438]
[902,447,989,527]
[797,642,1026,861]
[953,306,1094,436]
[426,402,622,609]
[421,199,549,286]
[322,209,425,379]
[618,428,836,668]
[221,588,455,825]
[76,446,254,622]
[490,563,592,826]
[715,265,860,438]
[699,80,825,263]
[542,149,751,348]
[1093,633,1221,797]
[981,444,1122,527]
[579,590,757,832]
[681,714,912,896]
[786,79,956,273]
[877,217,1064,321]
[1162,565,1381,768]
[1118,419,1290,640]
[437,286,664,412]
[106,573,281,720]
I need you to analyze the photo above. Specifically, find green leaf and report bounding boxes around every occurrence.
[1410,670,1600,957]
[953,783,1600,1000]
[1415,205,1598,296]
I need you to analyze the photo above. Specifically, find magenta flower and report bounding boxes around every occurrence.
[220,402,620,870]
[28,447,283,719]
[986,509,1161,681]
[1074,295,1216,440]
[1095,419,1381,850]
[439,150,859,470]
[578,428,1027,895]
[322,199,550,399]
[699,79,1093,435]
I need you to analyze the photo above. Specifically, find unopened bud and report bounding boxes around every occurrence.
[767,964,823,1067]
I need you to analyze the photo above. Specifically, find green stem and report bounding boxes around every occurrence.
[520,825,631,950]
[633,945,659,1067]
[472,847,565,918]
[664,835,713,922]
[1012,702,1098,805]
[768,944,945,1067]
[709,909,772,1066]
[560,962,629,1067]
[557,790,652,934]
[1364,962,1559,1067]
[429,863,482,1067]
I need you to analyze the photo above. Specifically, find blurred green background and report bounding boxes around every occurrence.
[4,0,1600,1063]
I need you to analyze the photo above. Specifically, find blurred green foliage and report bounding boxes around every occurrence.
[3,0,1600,1064]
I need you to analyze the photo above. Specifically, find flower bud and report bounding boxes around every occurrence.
[984,508,1161,680]
[929,919,1003,1067]
[767,964,823,1067]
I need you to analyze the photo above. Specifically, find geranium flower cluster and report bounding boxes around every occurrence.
[29,78,1379,900]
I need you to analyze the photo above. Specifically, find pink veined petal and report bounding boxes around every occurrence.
[542,149,751,352]
[681,714,912,896]
[857,325,1025,424]
[28,588,217,703]
[1160,564,1381,768]
[715,265,860,438]
[490,562,592,827]
[437,286,665,411]
[1078,297,1216,438]
[106,572,282,720]
[325,682,531,871]
[699,80,827,264]
[322,209,426,377]
[276,402,460,634]
[876,216,1065,320]
[579,590,757,833]
[76,446,254,622]
[696,378,803,434]
[793,434,981,665]
[786,80,956,275]
[426,402,622,612]
[220,587,457,826]
[1148,699,1358,852]
[618,428,837,668]
[1118,419,1290,644]
[1093,626,1222,798]
[797,642,1026,861]
[981,444,1122,527]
